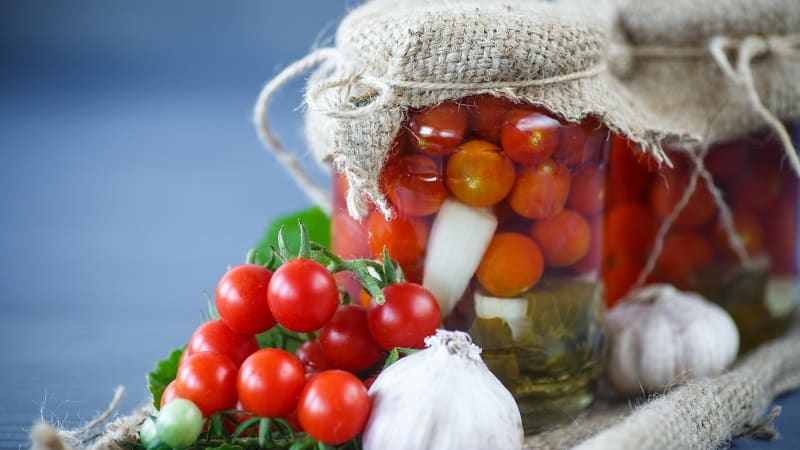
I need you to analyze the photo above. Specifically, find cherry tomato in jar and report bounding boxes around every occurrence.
[649,170,716,229]
[268,259,339,333]
[407,101,468,154]
[607,136,651,205]
[477,232,544,297]
[704,141,747,179]
[445,140,516,207]
[604,255,643,308]
[553,119,606,168]
[366,212,428,268]
[530,209,591,268]
[297,370,371,445]
[655,232,713,288]
[730,161,783,212]
[319,304,383,372]
[605,203,656,263]
[501,108,561,165]
[573,214,603,274]
[567,167,605,216]
[764,197,799,274]
[237,349,306,418]
[466,94,516,142]
[332,212,370,260]
[215,264,276,335]
[508,159,571,219]
[175,352,238,417]
[160,380,180,409]
[383,154,448,216]
[712,210,765,260]
[185,320,258,367]
[295,339,335,375]
[367,282,441,350]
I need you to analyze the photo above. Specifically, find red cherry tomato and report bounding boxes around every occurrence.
[649,170,716,229]
[467,95,515,142]
[319,305,383,371]
[712,210,765,260]
[655,232,713,288]
[530,209,591,268]
[508,159,571,219]
[297,370,371,445]
[704,141,747,179]
[604,255,643,308]
[237,349,306,418]
[445,140,516,207]
[383,154,448,216]
[606,203,656,263]
[730,161,783,212]
[175,352,238,417]
[295,339,335,375]
[160,380,181,409]
[215,264,276,335]
[554,119,606,168]
[185,320,258,367]
[500,109,560,165]
[573,214,603,274]
[408,101,468,154]
[268,259,339,333]
[366,212,429,268]
[567,168,605,216]
[367,283,442,350]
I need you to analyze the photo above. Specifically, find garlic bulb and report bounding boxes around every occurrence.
[362,330,523,450]
[606,284,739,397]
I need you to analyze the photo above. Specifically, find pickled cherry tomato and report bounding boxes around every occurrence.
[704,142,747,179]
[467,95,515,142]
[477,232,544,297]
[508,159,571,219]
[383,155,448,216]
[730,162,783,212]
[445,140,515,207]
[567,168,605,215]
[530,209,591,268]
[649,170,716,229]
[408,102,468,154]
[332,212,369,259]
[554,119,606,168]
[501,109,561,164]
[607,136,650,204]
[764,198,798,273]
[606,203,656,262]
[656,232,713,288]
[366,212,428,267]
[604,255,643,308]
[573,214,602,274]
[712,210,765,260]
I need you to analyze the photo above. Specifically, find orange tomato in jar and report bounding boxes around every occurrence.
[383,154,448,217]
[366,212,428,268]
[407,101,468,155]
[467,95,516,142]
[508,159,571,219]
[567,167,605,216]
[445,140,516,207]
[477,232,544,297]
[655,232,713,288]
[500,108,561,165]
[530,209,591,268]
[573,214,603,275]
[649,170,716,229]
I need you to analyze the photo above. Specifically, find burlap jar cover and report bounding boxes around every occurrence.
[30,1,800,450]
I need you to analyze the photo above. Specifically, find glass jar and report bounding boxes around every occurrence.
[332,95,609,432]
[605,127,799,350]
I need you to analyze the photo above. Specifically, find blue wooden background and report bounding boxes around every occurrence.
[0,1,796,449]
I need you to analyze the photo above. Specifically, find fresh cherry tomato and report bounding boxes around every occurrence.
[567,167,605,215]
[215,264,276,335]
[175,352,238,417]
[467,95,515,142]
[366,212,428,268]
[237,349,306,418]
[530,209,591,268]
[649,170,716,229]
[605,203,656,263]
[268,258,339,333]
[185,320,258,367]
[712,210,765,260]
[508,159,571,219]
[383,154,448,216]
[553,119,606,168]
[500,108,560,164]
[297,370,371,445]
[407,101,468,154]
[367,282,441,350]
[160,380,181,409]
[319,305,383,372]
[295,339,335,375]
[445,140,516,207]
[655,232,713,288]
[477,232,544,297]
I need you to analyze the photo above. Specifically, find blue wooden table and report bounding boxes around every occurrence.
[0,2,797,449]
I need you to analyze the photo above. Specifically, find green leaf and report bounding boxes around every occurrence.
[256,207,330,266]
[147,347,185,409]
[256,325,311,354]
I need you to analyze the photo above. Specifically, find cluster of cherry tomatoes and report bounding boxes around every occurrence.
[154,236,441,447]
[333,95,608,299]
[605,135,798,306]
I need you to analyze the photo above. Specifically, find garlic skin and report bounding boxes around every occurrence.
[362,330,523,450]
[606,284,739,397]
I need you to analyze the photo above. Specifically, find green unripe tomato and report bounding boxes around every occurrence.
[155,399,203,449]
[138,417,158,448]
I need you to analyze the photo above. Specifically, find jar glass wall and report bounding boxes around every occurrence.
[332,96,609,432]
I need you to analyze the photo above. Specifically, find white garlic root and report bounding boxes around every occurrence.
[605,284,739,397]
[362,330,523,450]
[474,292,534,342]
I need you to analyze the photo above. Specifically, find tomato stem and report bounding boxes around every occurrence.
[246,248,258,265]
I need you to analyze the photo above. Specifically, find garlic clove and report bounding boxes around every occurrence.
[608,325,644,396]
[637,312,681,391]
